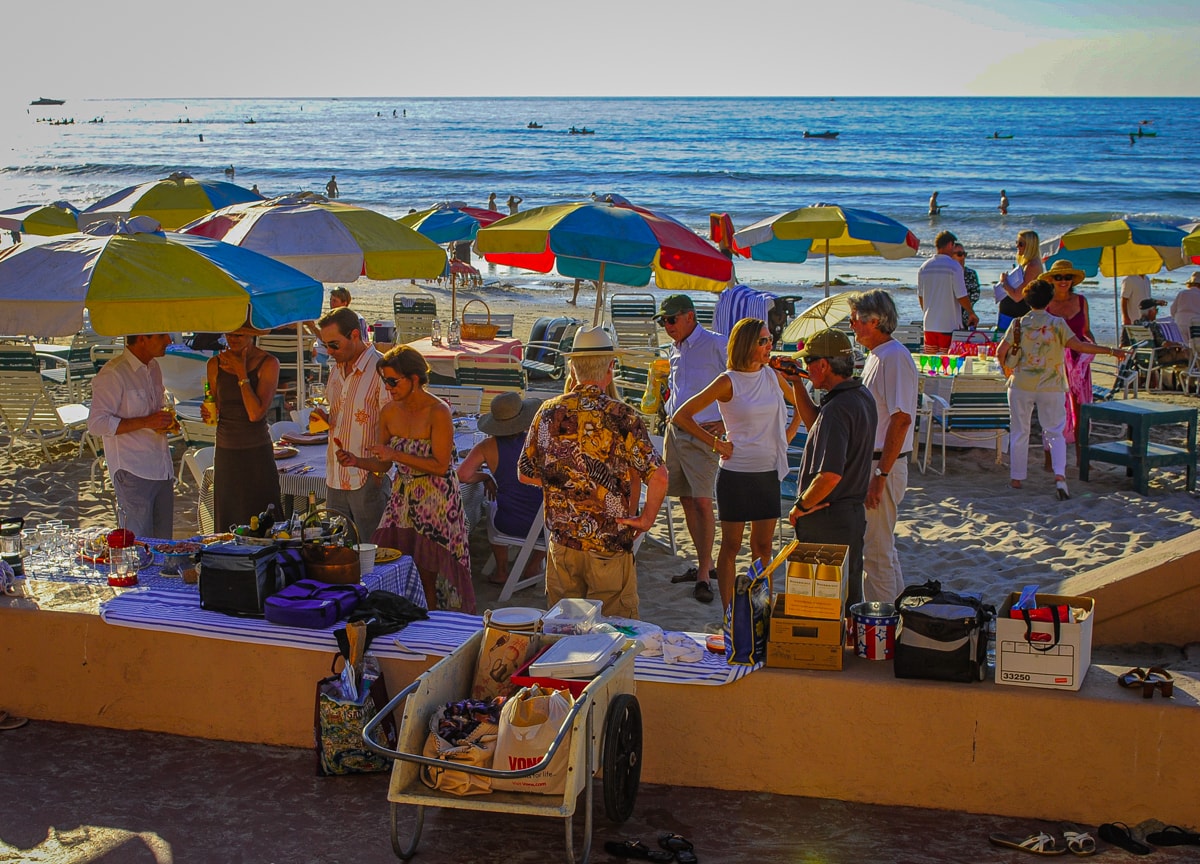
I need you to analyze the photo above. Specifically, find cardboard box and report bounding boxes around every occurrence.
[995,593,1094,691]
[779,542,848,620]
[766,596,845,671]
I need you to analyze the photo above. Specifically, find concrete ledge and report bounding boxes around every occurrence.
[2,604,1195,826]
[1055,529,1200,647]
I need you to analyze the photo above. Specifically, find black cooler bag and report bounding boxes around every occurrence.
[893,580,994,683]
[198,542,297,617]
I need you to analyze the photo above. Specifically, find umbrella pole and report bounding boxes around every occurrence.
[592,263,606,327]
[451,272,457,323]
[824,240,831,298]
[296,322,306,409]
[1111,247,1119,336]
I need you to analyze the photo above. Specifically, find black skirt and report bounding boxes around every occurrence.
[716,468,781,523]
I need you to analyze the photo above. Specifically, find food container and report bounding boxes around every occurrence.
[528,632,625,679]
[540,598,601,635]
[850,601,900,661]
[485,606,543,634]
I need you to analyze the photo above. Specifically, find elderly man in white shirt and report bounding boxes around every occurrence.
[87,333,177,539]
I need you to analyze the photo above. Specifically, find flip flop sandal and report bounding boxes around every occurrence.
[604,839,674,862]
[671,567,699,584]
[0,711,29,731]
[659,833,699,863]
[988,832,1068,856]
[1098,823,1153,855]
[1145,826,1200,846]
[1144,666,1174,698]
[1117,668,1148,689]
[1061,824,1097,857]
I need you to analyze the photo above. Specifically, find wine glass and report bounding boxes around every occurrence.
[941,355,951,376]
[955,356,965,375]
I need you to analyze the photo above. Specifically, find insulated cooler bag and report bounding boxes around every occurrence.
[893,580,994,683]
[198,542,298,617]
[265,579,368,628]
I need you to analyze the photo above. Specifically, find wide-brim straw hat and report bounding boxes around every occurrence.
[1043,259,1086,287]
[564,326,623,358]
[1186,272,1200,288]
[477,392,543,437]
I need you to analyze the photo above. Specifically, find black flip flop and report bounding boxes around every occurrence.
[604,839,674,862]
[659,833,698,863]
[1146,826,1200,846]
[1098,823,1153,855]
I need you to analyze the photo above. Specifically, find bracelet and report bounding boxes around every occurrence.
[711,434,719,452]
[238,378,250,387]
[796,497,812,512]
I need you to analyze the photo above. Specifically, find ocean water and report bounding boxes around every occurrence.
[4,95,1198,338]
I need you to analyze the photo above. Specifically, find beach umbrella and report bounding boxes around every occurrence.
[732,203,920,298]
[180,193,447,282]
[1181,223,1200,264]
[398,204,505,245]
[78,172,263,231]
[0,217,322,337]
[1058,219,1187,328]
[476,200,733,325]
[781,291,855,346]
[0,200,80,236]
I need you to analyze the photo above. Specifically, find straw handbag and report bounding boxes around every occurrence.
[459,299,499,340]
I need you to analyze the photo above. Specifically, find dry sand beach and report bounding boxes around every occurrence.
[5,276,1199,655]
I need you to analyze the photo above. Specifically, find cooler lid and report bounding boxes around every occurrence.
[529,632,625,679]
[488,606,543,629]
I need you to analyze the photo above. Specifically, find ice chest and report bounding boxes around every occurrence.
[766,596,845,671]
[995,593,1094,691]
[779,541,848,620]
[528,632,624,679]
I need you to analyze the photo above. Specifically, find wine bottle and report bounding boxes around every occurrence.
[302,492,321,539]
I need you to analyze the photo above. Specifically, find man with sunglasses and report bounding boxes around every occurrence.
[314,306,391,539]
[786,329,876,613]
[654,294,727,603]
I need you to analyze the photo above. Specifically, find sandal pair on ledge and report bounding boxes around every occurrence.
[1117,666,1174,698]
[606,833,697,863]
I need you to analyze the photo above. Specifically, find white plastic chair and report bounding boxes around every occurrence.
[486,501,549,602]
[181,446,216,489]
[269,420,303,441]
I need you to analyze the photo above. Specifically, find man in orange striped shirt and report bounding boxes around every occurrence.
[315,307,391,538]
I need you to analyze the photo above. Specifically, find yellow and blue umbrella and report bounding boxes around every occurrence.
[476,200,733,324]
[398,204,505,245]
[1181,224,1200,264]
[1054,219,1187,327]
[0,200,80,236]
[733,203,920,297]
[180,193,447,283]
[0,217,322,337]
[78,171,263,231]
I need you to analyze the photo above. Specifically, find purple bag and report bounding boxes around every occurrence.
[264,579,368,629]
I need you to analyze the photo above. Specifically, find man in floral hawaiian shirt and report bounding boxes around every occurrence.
[519,328,667,618]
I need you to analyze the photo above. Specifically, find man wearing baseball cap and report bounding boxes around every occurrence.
[1134,297,1191,373]
[655,293,728,604]
[786,328,877,612]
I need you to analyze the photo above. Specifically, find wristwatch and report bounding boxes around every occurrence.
[873,467,889,478]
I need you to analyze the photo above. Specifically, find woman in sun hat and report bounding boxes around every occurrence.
[1044,259,1095,461]
[203,318,282,531]
[457,392,547,586]
[1170,271,1200,337]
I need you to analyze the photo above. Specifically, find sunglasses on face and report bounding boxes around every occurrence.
[657,315,680,327]
[757,337,772,346]
[380,375,404,387]
[953,252,966,259]
[1049,274,1074,282]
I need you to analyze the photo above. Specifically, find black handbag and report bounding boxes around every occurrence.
[198,542,301,617]
[893,580,994,683]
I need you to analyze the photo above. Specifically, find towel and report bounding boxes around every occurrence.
[715,284,777,337]
[661,632,705,664]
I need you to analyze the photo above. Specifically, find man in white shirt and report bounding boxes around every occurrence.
[315,307,391,539]
[849,291,919,604]
[1121,274,1152,327]
[87,334,177,538]
[917,230,976,352]
[1170,272,1200,338]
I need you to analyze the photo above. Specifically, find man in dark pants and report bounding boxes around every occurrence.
[786,329,877,612]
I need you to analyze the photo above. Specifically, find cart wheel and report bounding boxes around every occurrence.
[601,693,642,823]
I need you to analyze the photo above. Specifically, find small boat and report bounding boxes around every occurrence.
[989,133,1014,139]
[568,126,595,135]
[30,97,65,106]
[527,122,543,129]
[803,130,839,139]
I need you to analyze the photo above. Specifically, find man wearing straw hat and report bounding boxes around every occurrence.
[315,306,391,539]
[519,327,667,618]
[87,333,177,539]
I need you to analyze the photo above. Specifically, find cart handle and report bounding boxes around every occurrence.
[363,679,596,781]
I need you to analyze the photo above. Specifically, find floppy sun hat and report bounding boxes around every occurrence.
[795,328,853,360]
[1043,259,1086,286]
[477,391,543,437]
[564,326,622,358]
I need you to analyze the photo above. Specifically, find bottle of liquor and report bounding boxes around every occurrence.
[302,491,322,540]
[768,355,808,379]
[202,381,218,426]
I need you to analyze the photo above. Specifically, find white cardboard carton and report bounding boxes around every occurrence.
[995,593,1094,691]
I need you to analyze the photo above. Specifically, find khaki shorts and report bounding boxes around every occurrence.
[546,542,639,619]
[664,423,719,499]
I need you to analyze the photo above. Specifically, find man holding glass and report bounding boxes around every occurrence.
[87,333,176,539]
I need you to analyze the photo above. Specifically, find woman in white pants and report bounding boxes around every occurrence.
[997,279,1126,499]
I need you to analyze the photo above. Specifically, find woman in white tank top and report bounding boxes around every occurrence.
[671,318,805,608]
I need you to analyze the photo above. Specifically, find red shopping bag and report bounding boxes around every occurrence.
[948,330,998,357]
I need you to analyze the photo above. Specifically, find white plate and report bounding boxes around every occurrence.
[487,606,543,630]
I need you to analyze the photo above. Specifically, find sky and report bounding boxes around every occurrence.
[12,0,1199,98]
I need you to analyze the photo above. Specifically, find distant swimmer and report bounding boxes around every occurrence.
[998,189,1009,215]
[224,165,235,180]
[487,192,498,212]
[326,175,339,199]
[198,133,204,142]
[928,191,943,217]
[393,109,397,118]
[1130,132,1136,145]
[507,195,523,215]
[251,184,260,195]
